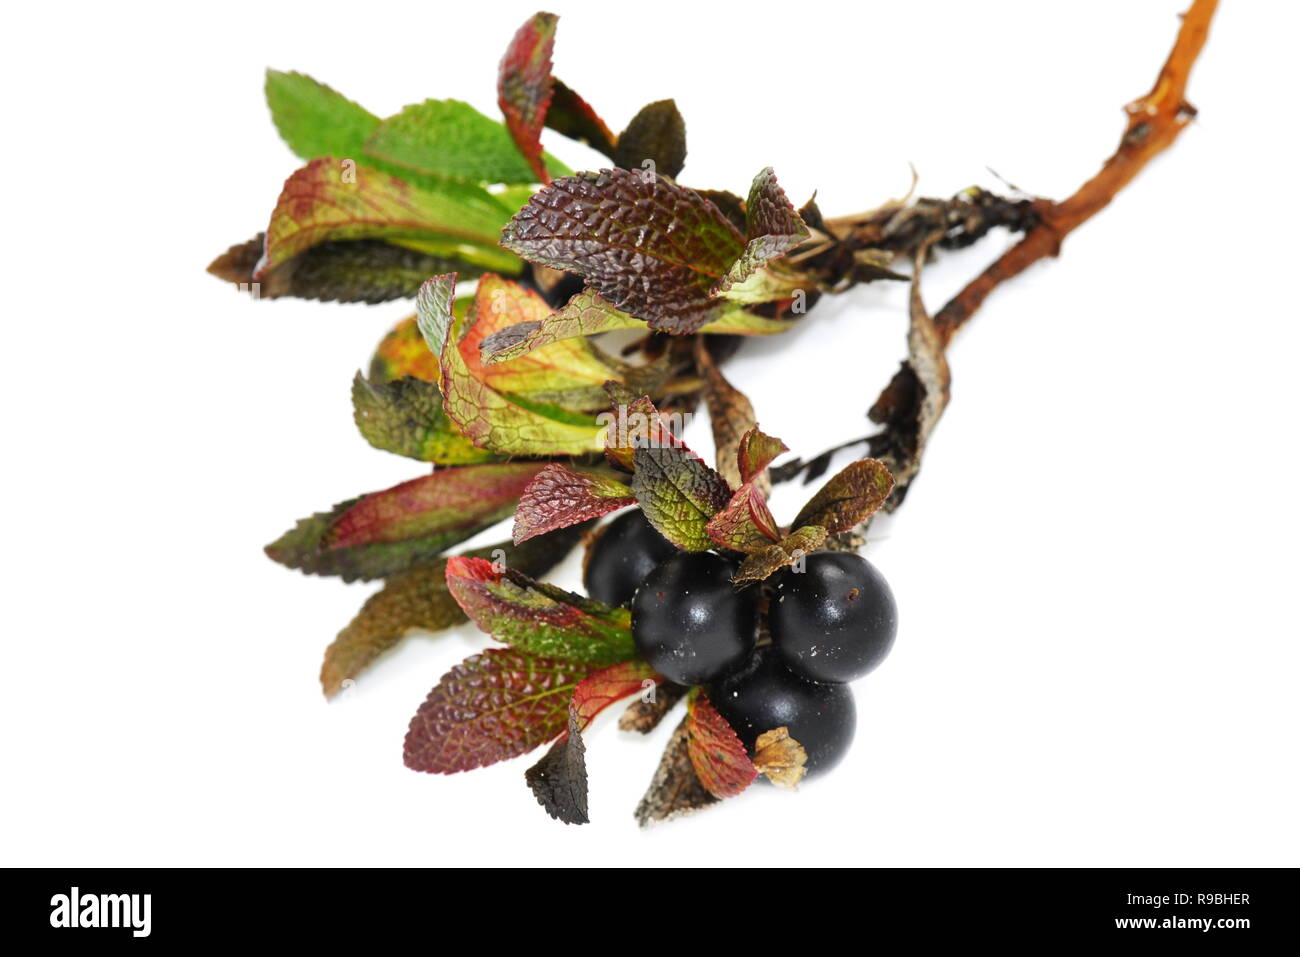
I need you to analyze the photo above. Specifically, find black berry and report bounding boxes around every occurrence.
[770,552,896,683]
[631,552,758,685]
[709,646,856,778]
[583,509,677,607]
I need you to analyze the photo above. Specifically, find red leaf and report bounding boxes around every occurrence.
[403,649,589,774]
[687,692,758,799]
[705,482,781,553]
[512,464,635,543]
[602,394,684,471]
[571,660,663,731]
[498,11,558,184]
[546,78,616,158]
[500,168,746,333]
[714,167,811,295]
[321,463,543,549]
[444,556,635,665]
[525,660,661,825]
[738,427,789,486]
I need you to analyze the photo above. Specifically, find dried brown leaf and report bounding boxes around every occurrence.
[634,717,720,828]
[753,726,808,789]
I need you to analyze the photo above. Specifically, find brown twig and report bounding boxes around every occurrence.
[777,0,1218,496]
[932,0,1218,349]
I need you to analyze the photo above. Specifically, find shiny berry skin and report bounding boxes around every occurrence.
[709,646,856,778]
[583,510,677,608]
[770,552,897,683]
[631,552,758,685]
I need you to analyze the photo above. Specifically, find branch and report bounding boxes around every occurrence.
[932,0,1218,348]
[778,0,1219,505]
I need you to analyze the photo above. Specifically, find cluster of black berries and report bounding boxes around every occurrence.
[585,510,897,777]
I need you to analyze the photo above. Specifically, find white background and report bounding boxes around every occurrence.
[3,0,1297,867]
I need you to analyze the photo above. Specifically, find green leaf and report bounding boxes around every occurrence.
[258,159,519,277]
[631,444,733,551]
[614,99,687,179]
[416,274,610,456]
[264,70,379,161]
[497,12,558,183]
[351,373,496,464]
[404,649,588,773]
[500,169,746,333]
[319,525,587,698]
[364,99,570,186]
[264,463,544,582]
[733,525,829,584]
[512,464,635,543]
[445,557,636,665]
[790,458,895,534]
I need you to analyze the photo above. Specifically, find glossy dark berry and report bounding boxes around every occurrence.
[709,646,856,778]
[770,552,896,683]
[583,510,677,607]
[631,552,758,685]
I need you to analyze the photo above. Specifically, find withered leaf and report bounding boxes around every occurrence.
[752,726,808,789]
[525,707,589,825]
[207,235,470,304]
[527,660,661,824]
[618,681,688,734]
[614,99,686,179]
[695,339,759,491]
[634,717,720,828]
[734,525,829,584]
[868,245,952,510]
[319,525,586,698]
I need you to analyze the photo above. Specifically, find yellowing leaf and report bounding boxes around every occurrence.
[258,159,518,277]
[416,275,607,456]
